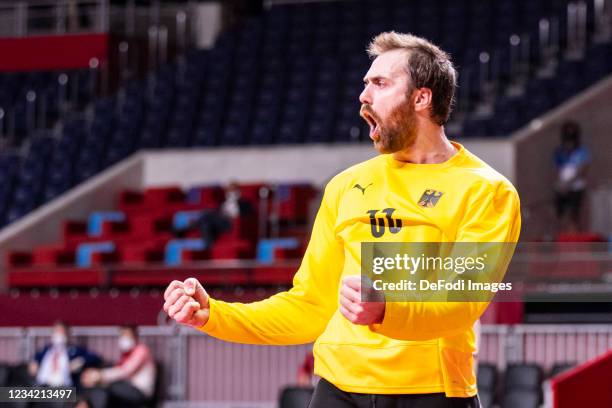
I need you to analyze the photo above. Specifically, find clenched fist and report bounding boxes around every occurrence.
[163,277,210,328]
[339,276,385,325]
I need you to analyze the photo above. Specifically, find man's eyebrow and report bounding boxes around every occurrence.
[363,75,388,84]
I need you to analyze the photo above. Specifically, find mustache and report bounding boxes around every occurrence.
[360,104,381,124]
[360,104,375,118]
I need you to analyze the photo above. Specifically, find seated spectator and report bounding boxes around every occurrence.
[173,181,255,246]
[80,325,156,408]
[29,320,101,389]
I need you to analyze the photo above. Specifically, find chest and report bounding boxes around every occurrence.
[335,175,468,242]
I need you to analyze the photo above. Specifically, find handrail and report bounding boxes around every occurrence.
[0,0,108,37]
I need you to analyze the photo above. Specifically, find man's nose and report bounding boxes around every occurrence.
[359,86,372,105]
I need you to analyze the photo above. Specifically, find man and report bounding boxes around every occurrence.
[554,121,590,232]
[29,321,101,389]
[80,325,156,408]
[164,32,521,407]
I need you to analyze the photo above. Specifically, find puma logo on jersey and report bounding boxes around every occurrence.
[418,189,444,207]
[353,183,373,195]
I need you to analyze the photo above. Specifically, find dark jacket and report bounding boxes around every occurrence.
[34,343,102,388]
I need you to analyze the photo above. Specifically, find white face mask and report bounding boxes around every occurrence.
[118,336,135,352]
[226,191,240,201]
[51,333,67,347]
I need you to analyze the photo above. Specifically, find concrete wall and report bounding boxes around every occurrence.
[142,144,377,188]
[142,140,516,189]
[514,75,612,240]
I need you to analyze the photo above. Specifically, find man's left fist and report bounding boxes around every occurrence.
[339,275,385,325]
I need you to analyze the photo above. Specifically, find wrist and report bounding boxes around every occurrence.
[94,370,102,384]
[196,298,215,330]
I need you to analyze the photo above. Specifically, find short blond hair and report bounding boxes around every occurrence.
[367,31,457,125]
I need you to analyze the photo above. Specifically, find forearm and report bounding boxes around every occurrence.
[200,289,335,345]
[100,347,148,384]
[100,366,127,384]
[370,301,488,341]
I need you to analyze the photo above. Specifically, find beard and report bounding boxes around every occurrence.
[360,99,418,153]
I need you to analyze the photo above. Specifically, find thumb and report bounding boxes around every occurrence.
[184,277,209,307]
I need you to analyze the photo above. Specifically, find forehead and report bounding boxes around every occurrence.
[120,327,134,335]
[364,49,409,80]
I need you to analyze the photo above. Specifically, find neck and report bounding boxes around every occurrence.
[391,123,456,164]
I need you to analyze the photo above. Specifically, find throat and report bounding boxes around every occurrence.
[392,141,457,164]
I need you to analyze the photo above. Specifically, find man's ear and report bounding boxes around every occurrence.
[413,88,433,113]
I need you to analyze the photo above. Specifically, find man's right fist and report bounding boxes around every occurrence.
[163,277,210,328]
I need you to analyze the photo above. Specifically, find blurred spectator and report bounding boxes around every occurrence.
[173,182,254,247]
[297,352,315,386]
[29,320,101,389]
[554,121,591,232]
[75,400,89,408]
[80,325,155,408]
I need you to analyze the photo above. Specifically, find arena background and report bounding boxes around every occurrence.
[0,0,610,407]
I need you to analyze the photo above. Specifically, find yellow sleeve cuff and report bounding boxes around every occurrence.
[197,297,219,333]
[369,301,407,336]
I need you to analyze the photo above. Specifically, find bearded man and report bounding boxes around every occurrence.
[163,32,521,408]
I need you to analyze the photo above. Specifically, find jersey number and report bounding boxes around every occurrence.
[367,208,402,238]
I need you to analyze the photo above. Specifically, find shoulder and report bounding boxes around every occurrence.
[67,345,82,356]
[325,155,385,193]
[577,146,591,160]
[317,155,385,212]
[37,344,51,356]
[134,343,152,358]
[459,148,519,202]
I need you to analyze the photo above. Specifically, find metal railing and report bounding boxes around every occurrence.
[0,64,101,147]
[457,0,612,129]
[0,1,199,149]
[0,0,108,37]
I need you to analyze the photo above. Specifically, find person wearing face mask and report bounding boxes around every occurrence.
[80,325,156,408]
[29,321,101,389]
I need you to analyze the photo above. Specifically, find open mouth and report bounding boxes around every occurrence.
[360,108,380,141]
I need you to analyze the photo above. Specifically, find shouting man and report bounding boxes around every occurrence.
[164,32,520,408]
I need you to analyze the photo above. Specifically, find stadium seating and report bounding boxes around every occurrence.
[5,182,316,289]
[0,1,610,228]
[0,363,9,388]
[500,389,540,408]
[550,362,575,377]
[475,362,552,408]
[503,363,544,403]
[476,363,497,408]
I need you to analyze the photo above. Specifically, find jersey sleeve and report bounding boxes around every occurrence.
[197,180,345,345]
[369,181,521,341]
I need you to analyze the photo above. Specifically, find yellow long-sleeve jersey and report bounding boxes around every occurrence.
[198,142,521,397]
